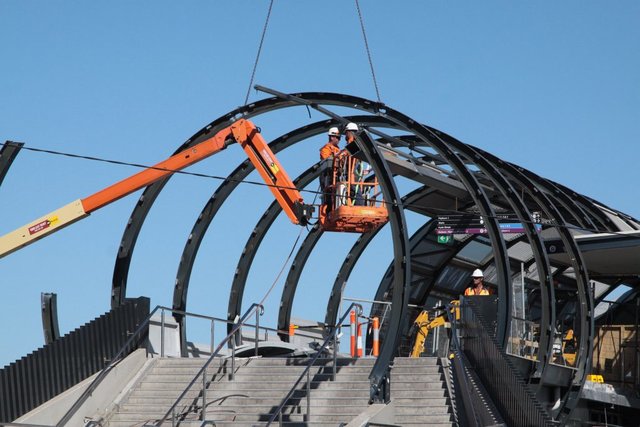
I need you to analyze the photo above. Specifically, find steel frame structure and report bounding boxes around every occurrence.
[4,92,638,423]
[106,91,640,420]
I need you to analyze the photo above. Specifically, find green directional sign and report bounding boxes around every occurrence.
[437,235,451,244]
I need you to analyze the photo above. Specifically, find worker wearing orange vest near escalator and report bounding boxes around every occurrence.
[464,269,491,296]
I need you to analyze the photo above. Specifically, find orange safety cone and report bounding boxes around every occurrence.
[357,321,363,357]
[372,317,380,357]
[289,323,296,337]
[350,310,356,357]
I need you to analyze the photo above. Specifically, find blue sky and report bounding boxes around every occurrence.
[1,1,639,366]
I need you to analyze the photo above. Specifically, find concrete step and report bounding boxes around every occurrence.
[150,365,380,375]
[109,423,343,427]
[387,381,447,390]
[393,404,452,415]
[137,379,372,390]
[155,357,377,367]
[117,403,368,416]
[128,388,370,399]
[145,372,375,382]
[393,357,440,365]
[110,411,362,423]
[390,388,447,398]
[390,373,443,382]
[390,397,449,407]
[109,420,350,427]
[126,395,369,406]
[398,424,454,427]
[395,413,454,424]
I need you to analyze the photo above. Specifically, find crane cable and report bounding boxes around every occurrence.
[354,0,381,103]
[244,0,275,106]
[258,224,305,308]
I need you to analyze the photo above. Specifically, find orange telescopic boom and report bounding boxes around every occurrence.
[0,119,313,258]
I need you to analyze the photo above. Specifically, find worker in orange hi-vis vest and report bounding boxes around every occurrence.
[319,127,342,213]
[464,269,491,296]
[320,126,342,160]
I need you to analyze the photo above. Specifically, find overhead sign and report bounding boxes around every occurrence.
[436,214,542,236]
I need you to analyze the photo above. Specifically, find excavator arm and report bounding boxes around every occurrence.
[409,300,460,358]
[409,311,447,358]
[0,119,313,258]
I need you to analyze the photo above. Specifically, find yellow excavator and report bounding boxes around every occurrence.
[409,300,460,358]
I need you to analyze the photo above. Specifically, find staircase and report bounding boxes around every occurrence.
[390,357,455,426]
[105,356,454,426]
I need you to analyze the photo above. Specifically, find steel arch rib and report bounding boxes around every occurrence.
[0,141,24,188]
[277,224,323,341]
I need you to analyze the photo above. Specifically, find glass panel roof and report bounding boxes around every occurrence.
[456,239,491,264]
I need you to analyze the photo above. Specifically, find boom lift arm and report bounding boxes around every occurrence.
[0,119,313,258]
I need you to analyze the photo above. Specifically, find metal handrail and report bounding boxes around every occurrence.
[5,303,301,427]
[54,305,160,427]
[458,299,558,426]
[448,302,484,427]
[265,303,363,426]
[155,302,264,426]
[155,305,323,344]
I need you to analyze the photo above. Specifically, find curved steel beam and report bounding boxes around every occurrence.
[0,141,24,188]
[356,131,410,401]
[277,224,322,341]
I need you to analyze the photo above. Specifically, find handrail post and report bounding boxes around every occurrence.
[255,308,260,357]
[211,319,216,354]
[160,308,165,358]
[231,330,236,381]
[332,329,337,381]
[306,368,311,422]
[201,369,207,421]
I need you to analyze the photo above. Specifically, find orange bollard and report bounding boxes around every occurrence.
[372,317,380,357]
[357,321,363,357]
[350,310,356,357]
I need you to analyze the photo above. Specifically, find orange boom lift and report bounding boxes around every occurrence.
[0,120,388,258]
[319,151,388,233]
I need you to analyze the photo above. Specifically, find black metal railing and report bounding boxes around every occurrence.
[456,298,557,427]
[266,303,363,426]
[155,302,265,425]
[0,297,149,424]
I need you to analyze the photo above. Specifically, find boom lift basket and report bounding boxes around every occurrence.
[319,153,388,233]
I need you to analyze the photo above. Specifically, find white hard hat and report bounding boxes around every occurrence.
[471,269,484,278]
[328,127,340,137]
[345,122,359,132]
